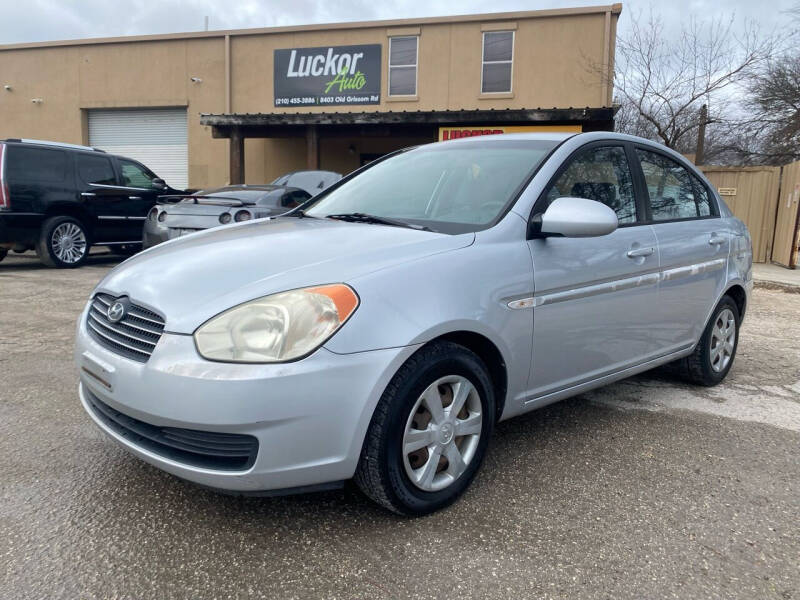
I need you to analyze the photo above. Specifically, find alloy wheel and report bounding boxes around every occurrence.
[402,375,483,492]
[51,222,87,264]
[709,308,736,373]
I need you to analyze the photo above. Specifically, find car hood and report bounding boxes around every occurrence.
[96,217,474,333]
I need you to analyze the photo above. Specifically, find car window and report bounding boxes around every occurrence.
[636,149,711,220]
[6,146,68,183]
[542,145,637,224]
[77,154,116,186]
[283,190,310,207]
[119,159,157,189]
[691,173,714,217]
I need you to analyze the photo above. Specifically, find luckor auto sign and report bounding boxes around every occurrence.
[274,44,381,107]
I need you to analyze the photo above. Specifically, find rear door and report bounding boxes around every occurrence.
[634,147,729,353]
[527,142,662,399]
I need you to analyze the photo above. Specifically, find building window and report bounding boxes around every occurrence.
[481,31,514,93]
[389,36,418,96]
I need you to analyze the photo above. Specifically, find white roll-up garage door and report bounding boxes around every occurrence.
[88,108,188,189]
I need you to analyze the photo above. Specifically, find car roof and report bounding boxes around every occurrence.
[434,131,694,166]
[436,132,577,145]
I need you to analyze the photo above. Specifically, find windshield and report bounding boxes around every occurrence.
[304,139,558,233]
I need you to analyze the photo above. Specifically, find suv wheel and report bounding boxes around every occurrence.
[36,216,90,268]
[678,295,741,386]
[354,341,494,515]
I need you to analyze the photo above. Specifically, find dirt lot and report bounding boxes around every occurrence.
[1,251,799,600]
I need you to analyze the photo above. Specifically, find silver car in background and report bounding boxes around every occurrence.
[75,132,752,515]
[142,185,311,249]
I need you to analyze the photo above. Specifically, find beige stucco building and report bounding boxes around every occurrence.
[0,4,621,189]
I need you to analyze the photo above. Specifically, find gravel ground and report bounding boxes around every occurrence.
[1,250,798,600]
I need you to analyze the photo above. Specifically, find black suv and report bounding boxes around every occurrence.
[0,139,182,268]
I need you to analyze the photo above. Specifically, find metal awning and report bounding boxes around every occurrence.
[200,107,616,131]
[199,107,617,184]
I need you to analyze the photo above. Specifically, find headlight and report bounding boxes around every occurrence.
[219,213,232,224]
[157,210,167,223]
[148,207,159,222]
[234,209,251,222]
[194,284,359,363]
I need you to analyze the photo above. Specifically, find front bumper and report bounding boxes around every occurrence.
[75,305,418,492]
[142,220,212,249]
[141,220,169,249]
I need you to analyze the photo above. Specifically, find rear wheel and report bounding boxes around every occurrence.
[354,341,494,515]
[36,216,90,268]
[678,296,740,386]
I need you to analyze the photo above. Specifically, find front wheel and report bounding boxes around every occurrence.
[354,341,494,515]
[36,216,90,268]
[679,296,741,386]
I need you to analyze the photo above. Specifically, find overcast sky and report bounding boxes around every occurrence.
[0,0,796,45]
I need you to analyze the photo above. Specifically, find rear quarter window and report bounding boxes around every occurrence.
[6,146,69,183]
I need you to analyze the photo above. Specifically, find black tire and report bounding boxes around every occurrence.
[0,248,7,262]
[678,295,741,386]
[35,216,91,268]
[354,341,495,515]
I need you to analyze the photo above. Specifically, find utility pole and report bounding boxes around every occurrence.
[696,104,707,165]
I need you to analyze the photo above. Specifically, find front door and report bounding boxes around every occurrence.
[75,152,129,243]
[527,143,661,399]
[116,158,165,240]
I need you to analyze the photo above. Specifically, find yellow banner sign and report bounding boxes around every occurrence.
[438,124,582,141]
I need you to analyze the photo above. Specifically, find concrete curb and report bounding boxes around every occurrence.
[754,280,800,294]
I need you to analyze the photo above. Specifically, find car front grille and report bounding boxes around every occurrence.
[86,293,165,362]
[85,389,259,472]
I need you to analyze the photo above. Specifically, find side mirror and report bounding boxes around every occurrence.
[532,197,618,238]
[152,178,167,191]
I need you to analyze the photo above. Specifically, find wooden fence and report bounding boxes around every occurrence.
[771,160,800,268]
[700,161,800,267]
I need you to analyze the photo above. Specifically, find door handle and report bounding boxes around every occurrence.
[627,246,654,258]
[128,196,143,200]
[80,192,96,197]
[709,235,726,246]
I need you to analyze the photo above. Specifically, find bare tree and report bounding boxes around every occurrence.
[609,11,775,158]
[724,5,800,164]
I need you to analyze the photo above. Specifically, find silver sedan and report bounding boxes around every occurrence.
[74,132,752,515]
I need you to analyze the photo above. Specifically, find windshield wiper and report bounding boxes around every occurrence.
[325,213,432,231]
